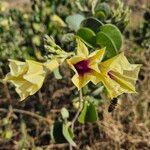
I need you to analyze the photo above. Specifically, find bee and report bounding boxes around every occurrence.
[108,98,118,112]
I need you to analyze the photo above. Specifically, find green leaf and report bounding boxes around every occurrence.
[80,17,103,33]
[77,27,96,46]
[94,3,111,18]
[61,107,69,120]
[85,102,98,123]
[96,24,122,57]
[50,121,66,143]
[53,67,62,79]
[62,123,76,147]
[94,11,106,20]
[78,102,88,124]
[66,14,85,31]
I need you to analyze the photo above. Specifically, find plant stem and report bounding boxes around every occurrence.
[71,89,83,130]
[70,89,83,150]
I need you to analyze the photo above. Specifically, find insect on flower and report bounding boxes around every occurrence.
[67,39,105,90]
[108,98,118,112]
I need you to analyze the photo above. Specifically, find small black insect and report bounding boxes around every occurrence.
[108,98,118,112]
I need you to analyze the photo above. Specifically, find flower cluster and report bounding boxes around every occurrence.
[67,39,141,99]
[4,39,141,101]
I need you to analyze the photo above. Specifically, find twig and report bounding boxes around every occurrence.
[0,108,52,124]
[70,89,83,150]
[41,143,69,149]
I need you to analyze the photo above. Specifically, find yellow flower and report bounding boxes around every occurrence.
[4,59,48,100]
[98,53,141,99]
[67,39,105,90]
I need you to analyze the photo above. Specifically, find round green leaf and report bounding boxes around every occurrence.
[96,24,122,57]
[66,14,85,31]
[80,17,103,33]
[77,27,96,46]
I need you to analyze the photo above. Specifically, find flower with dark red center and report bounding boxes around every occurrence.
[74,60,91,75]
[97,53,141,99]
[67,39,105,90]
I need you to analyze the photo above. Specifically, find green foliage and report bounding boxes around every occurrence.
[77,27,96,47]
[50,121,66,143]
[85,102,98,123]
[94,2,111,20]
[62,123,76,147]
[78,101,88,124]
[77,22,122,57]
[66,14,85,31]
[96,24,122,57]
[78,99,98,124]
[51,108,76,146]
[80,17,103,33]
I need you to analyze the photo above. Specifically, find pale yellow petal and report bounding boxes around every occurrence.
[89,48,105,63]
[89,71,102,85]
[44,59,59,71]
[4,75,26,88]
[72,73,90,90]
[23,74,45,90]
[16,88,30,101]
[100,75,125,99]
[110,71,136,92]
[99,52,141,75]
[76,39,89,58]
[72,71,100,90]
[99,71,138,99]
[8,59,28,76]
[25,60,45,75]
[72,74,80,90]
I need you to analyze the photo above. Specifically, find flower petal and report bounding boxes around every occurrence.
[72,71,100,90]
[76,39,89,58]
[16,81,35,100]
[72,73,91,90]
[99,52,141,75]
[89,48,105,63]
[23,60,46,89]
[72,74,80,90]
[100,75,125,99]
[8,59,28,77]
[88,48,105,73]
[44,59,59,71]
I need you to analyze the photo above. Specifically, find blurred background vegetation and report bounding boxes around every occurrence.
[0,0,150,149]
